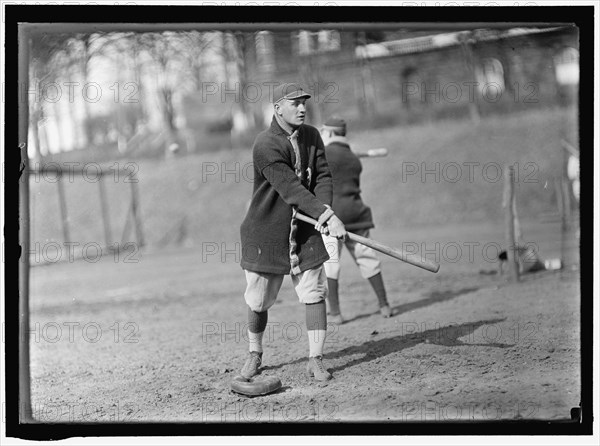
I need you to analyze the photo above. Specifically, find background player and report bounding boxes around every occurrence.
[319,116,393,324]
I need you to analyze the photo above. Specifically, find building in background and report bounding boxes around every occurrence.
[225,26,578,132]
[30,26,579,160]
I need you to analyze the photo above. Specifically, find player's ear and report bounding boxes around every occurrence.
[274,103,282,116]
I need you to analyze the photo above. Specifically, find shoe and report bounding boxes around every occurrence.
[379,305,392,318]
[328,313,344,325]
[240,351,262,379]
[306,355,332,381]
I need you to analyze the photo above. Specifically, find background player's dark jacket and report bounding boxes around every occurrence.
[325,141,375,231]
[240,118,333,274]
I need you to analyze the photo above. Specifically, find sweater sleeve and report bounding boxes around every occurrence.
[312,132,333,207]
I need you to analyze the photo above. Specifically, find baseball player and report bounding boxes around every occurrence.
[567,153,579,203]
[239,83,347,382]
[319,116,392,325]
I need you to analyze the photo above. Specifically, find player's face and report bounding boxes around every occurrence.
[277,98,307,127]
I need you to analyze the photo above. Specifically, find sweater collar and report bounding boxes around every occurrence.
[326,135,350,147]
[271,115,302,137]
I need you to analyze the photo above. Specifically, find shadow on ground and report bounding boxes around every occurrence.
[263,316,509,374]
[327,317,508,374]
[343,286,480,324]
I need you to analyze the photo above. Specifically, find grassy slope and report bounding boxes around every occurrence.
[30,106,578,250]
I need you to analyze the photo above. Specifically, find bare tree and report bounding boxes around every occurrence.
[177,31,218,91]
[138,32,190,148]
[29,33,71,160]
[61,34,111,145]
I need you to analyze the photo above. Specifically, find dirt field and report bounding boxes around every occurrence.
[27,219,580,423]
[25,107,581,424]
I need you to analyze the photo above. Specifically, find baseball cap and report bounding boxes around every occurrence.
[323,116,347,131]
[272,83,311,104]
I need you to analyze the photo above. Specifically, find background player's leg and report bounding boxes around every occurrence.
[348,230,392,317]
[327,278,341,315]
[322,234,343,323]
[368,273,392,317]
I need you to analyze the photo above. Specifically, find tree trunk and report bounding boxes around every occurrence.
[460,35,481,124]
[51,101,65,152]
[234,32,255,129]
[131,36,147,124]
[29,110,42,163]
[39,107,51,155]
[81,38,94,146]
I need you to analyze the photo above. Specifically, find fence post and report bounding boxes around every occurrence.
[56,172,70,244]
[129,178,145,248]
[561,177,572,230]
[503,165,520,282]
[98,175,112,248]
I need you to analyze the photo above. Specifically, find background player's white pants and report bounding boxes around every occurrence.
[322,229,382,280]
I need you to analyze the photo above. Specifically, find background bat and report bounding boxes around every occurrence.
[355,148,388,158]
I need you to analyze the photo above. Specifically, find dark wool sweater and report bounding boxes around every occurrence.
[240,117,333,274]
[325,141,374,231]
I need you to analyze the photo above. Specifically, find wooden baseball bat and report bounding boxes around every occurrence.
[355,148,388,158]
[561,139,579,159]
[295,212,440,273]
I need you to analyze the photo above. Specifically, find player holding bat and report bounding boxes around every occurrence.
[238,84,347,382]
[319,116,393,324]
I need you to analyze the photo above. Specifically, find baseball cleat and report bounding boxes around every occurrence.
[240,351,262,379]
[306,355,332,381]
[328,313,344,325]
[379,305,392,318]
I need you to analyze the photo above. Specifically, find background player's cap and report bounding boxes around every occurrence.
[273,83,311,104]
[323,116,347,132]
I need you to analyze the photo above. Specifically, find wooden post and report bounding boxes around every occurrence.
[18,25,32,421]
[129,179,145,248]
[56,172,70,244]
[460,32,481,124]
[98,175,112,248]
[554,177,564,218]
[555,177,567,270]
[562,177,572,229]
[503,165,520,282]
[120,201,132,247]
